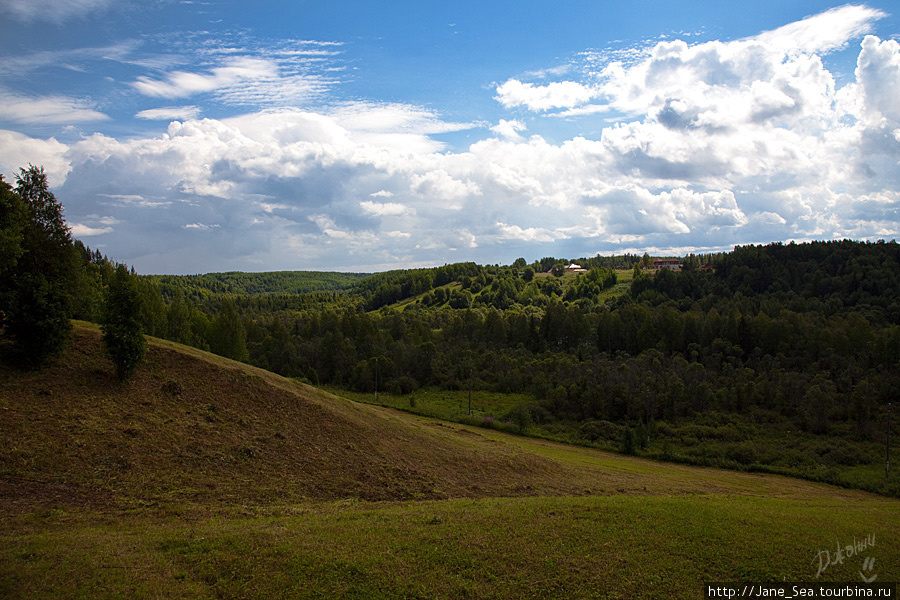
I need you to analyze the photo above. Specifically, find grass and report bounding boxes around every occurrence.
[2,323,898,598]
[3,488,897,599]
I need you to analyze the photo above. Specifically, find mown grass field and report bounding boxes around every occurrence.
[1,323,897,599]
[4,492,897,600]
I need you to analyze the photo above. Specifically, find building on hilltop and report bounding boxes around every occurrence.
[652,258,681,271]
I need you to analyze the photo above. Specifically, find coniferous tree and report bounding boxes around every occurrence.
[209,299,249,361]
[0,176,26,274]
[103,264,146,381]
[0,166,77,367]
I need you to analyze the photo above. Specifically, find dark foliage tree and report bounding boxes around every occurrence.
[0,166,77,368]
[209,299,249,361]
[0,177,27,320]
[103,264,146,380]
[0,176,26,274]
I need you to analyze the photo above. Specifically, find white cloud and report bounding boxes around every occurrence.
[71,223,113,236]
[0,42,139,79]
[0,91,109,124]
[359,200,413,217]
[0,0,113,22]
[458,230,478,249]
[183,223,220,230]
[494,79,597,111]
[328,102,476,153]
[753,4,885,55]
[135,106,203,121]
[495,222,560,243]
[490,119,527,141]
[5,6,895,273]
[855,35,900,124]
[132,57,280,98]
[410,170,481,203]
[0,130,71,184]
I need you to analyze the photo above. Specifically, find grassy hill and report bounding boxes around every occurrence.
[1,324,898,598]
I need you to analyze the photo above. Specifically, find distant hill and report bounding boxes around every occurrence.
[149,270,369,299]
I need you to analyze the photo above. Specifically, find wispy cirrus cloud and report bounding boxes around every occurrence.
[135,106,203,121]
[132,57,280,98]
[129,36,344,108]
[0,0,113,23]
[754,3,886,54]
[0,90,108,124]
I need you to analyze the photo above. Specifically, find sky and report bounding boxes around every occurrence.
[1,1,899,274]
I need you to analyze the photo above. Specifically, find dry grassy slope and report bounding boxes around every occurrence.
[0,323,579,512]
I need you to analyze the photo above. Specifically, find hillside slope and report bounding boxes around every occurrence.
[1,323,582,511]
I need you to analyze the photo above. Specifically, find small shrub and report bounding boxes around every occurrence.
[725,442,758,465]
[578,420,623,442]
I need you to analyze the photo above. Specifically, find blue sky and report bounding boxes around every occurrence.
[1,1,899,274]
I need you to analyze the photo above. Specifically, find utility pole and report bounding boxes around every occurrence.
[374,356,378,402]
[888,401,892,479]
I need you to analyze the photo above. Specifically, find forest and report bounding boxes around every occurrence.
[1,165,897,495]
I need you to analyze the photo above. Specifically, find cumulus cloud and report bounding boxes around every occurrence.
[494,79,597,111]
[5,6,898,273]
[495,223,561,243]
[359,200,413,217]
[855,35,900,124]
[0,130,71,183]
[410,170,481,204]
[71,223,113,236]
[490,119,527,141]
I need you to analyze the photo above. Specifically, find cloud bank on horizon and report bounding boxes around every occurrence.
[0,1,899,274]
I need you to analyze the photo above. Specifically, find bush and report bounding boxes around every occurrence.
[622,427,636,455]
[504,402,533,434]
[725,442,758,465]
